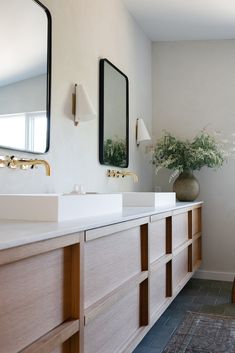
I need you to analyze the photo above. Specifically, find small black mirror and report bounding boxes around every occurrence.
[99,59,129,168]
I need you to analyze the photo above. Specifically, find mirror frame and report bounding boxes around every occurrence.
[0,0,52,154]
[99,58,129,168]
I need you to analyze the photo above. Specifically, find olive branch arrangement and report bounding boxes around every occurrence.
[148,130,233,182]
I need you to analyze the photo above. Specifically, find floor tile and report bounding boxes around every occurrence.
[193,294,217,305]
[149,327,176,348]
[133,278,233,353]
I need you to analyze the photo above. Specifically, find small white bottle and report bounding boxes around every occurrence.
[71,184,86,195]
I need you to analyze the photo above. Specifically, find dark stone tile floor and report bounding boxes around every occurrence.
[133,278,234,353]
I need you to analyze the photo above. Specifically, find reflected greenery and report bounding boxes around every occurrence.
[104,138,127,168]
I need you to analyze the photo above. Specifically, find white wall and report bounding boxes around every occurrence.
[0,0,153,194]
[0,75,46,115]
[152,40,235,279]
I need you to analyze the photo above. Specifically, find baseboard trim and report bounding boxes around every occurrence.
[194,270,234,282]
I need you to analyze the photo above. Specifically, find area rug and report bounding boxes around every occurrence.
[162,311,235,353]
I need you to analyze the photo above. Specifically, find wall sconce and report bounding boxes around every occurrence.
[72,84,96,126]
[136,118,151,146]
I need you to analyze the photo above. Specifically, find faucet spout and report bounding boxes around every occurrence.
[30,159,51,176]
[122,171,139,183]
[0,156,51,176]
[107,169,139,183]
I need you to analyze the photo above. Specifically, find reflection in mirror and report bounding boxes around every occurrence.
[0,0,51,153]
[99,59,129,168]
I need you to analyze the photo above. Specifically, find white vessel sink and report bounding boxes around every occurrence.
[0,193,123,222]
[122,192,176,208]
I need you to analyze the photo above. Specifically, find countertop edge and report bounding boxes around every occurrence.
[0,201,203,251]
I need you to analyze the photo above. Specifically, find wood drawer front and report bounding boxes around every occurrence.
[192,208,201,235]
[172,248,188,290]
[0,248,71,353]
[193,237,201,267]
[84,286,139,353]
[51,341,70,353]
[85,217,149,241]
[84,226,141,308]
[172,213,188,249]
[150,265,166,316]
[149,219,166,263]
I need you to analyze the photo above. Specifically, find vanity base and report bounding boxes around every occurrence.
[0,203,202,353]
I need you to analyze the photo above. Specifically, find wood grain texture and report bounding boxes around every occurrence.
[140,279,149,326]
[0,233,80,266]
[85,217,149,241]
[85,271,148,325]
[192,208,199,235]
[166,217,172,254]
[188,244,193,272]
[150,265,166,316]
[172,248,188,290]
[198,207,202,233]
[193,232,202,240]
[0,248,71,353]
[192,239,197,267]
[149,219,166,263]
[192,236,202,269]
[50,341,70,353]
[84,226,141,308]
[173,272,194,297]
[120,209,202,353]
[0,205,202,353]
[84,287,140,353]
[172,213,188,250]
[194,260,202,272]
[192,207,202,235]
[70,242,84,353]
[20,320,79,353]
[150,254,173,273]
[172,204,201,216]
[120,327,148,353]
[188,211,192,239]
[150,211,172,222]
[173,239,192,257]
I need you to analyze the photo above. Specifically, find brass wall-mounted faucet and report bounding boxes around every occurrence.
[0,156,51,176]
[107,169,139,183]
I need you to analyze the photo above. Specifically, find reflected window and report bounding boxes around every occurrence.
[0,111,47,152]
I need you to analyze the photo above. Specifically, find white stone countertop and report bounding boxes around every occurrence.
[0,201,203,251]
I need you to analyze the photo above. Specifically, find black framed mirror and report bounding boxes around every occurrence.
[0,0,51,154]
[99,59,129,168]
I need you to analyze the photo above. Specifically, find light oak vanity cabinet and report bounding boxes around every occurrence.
[0,203,202,353]
[148,214,172,322]
[0,234,83,353]
[82,204,202,353]
[84,218,149,353]
[147,205,202,330]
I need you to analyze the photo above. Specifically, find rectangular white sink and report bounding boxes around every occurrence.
[122,192,176,208]
[0,193,123,222]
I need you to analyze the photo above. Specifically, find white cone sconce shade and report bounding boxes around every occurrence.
[136,118,151,146]
[72,84,96,126]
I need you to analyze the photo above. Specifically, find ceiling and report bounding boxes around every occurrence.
[123,0,235,41]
